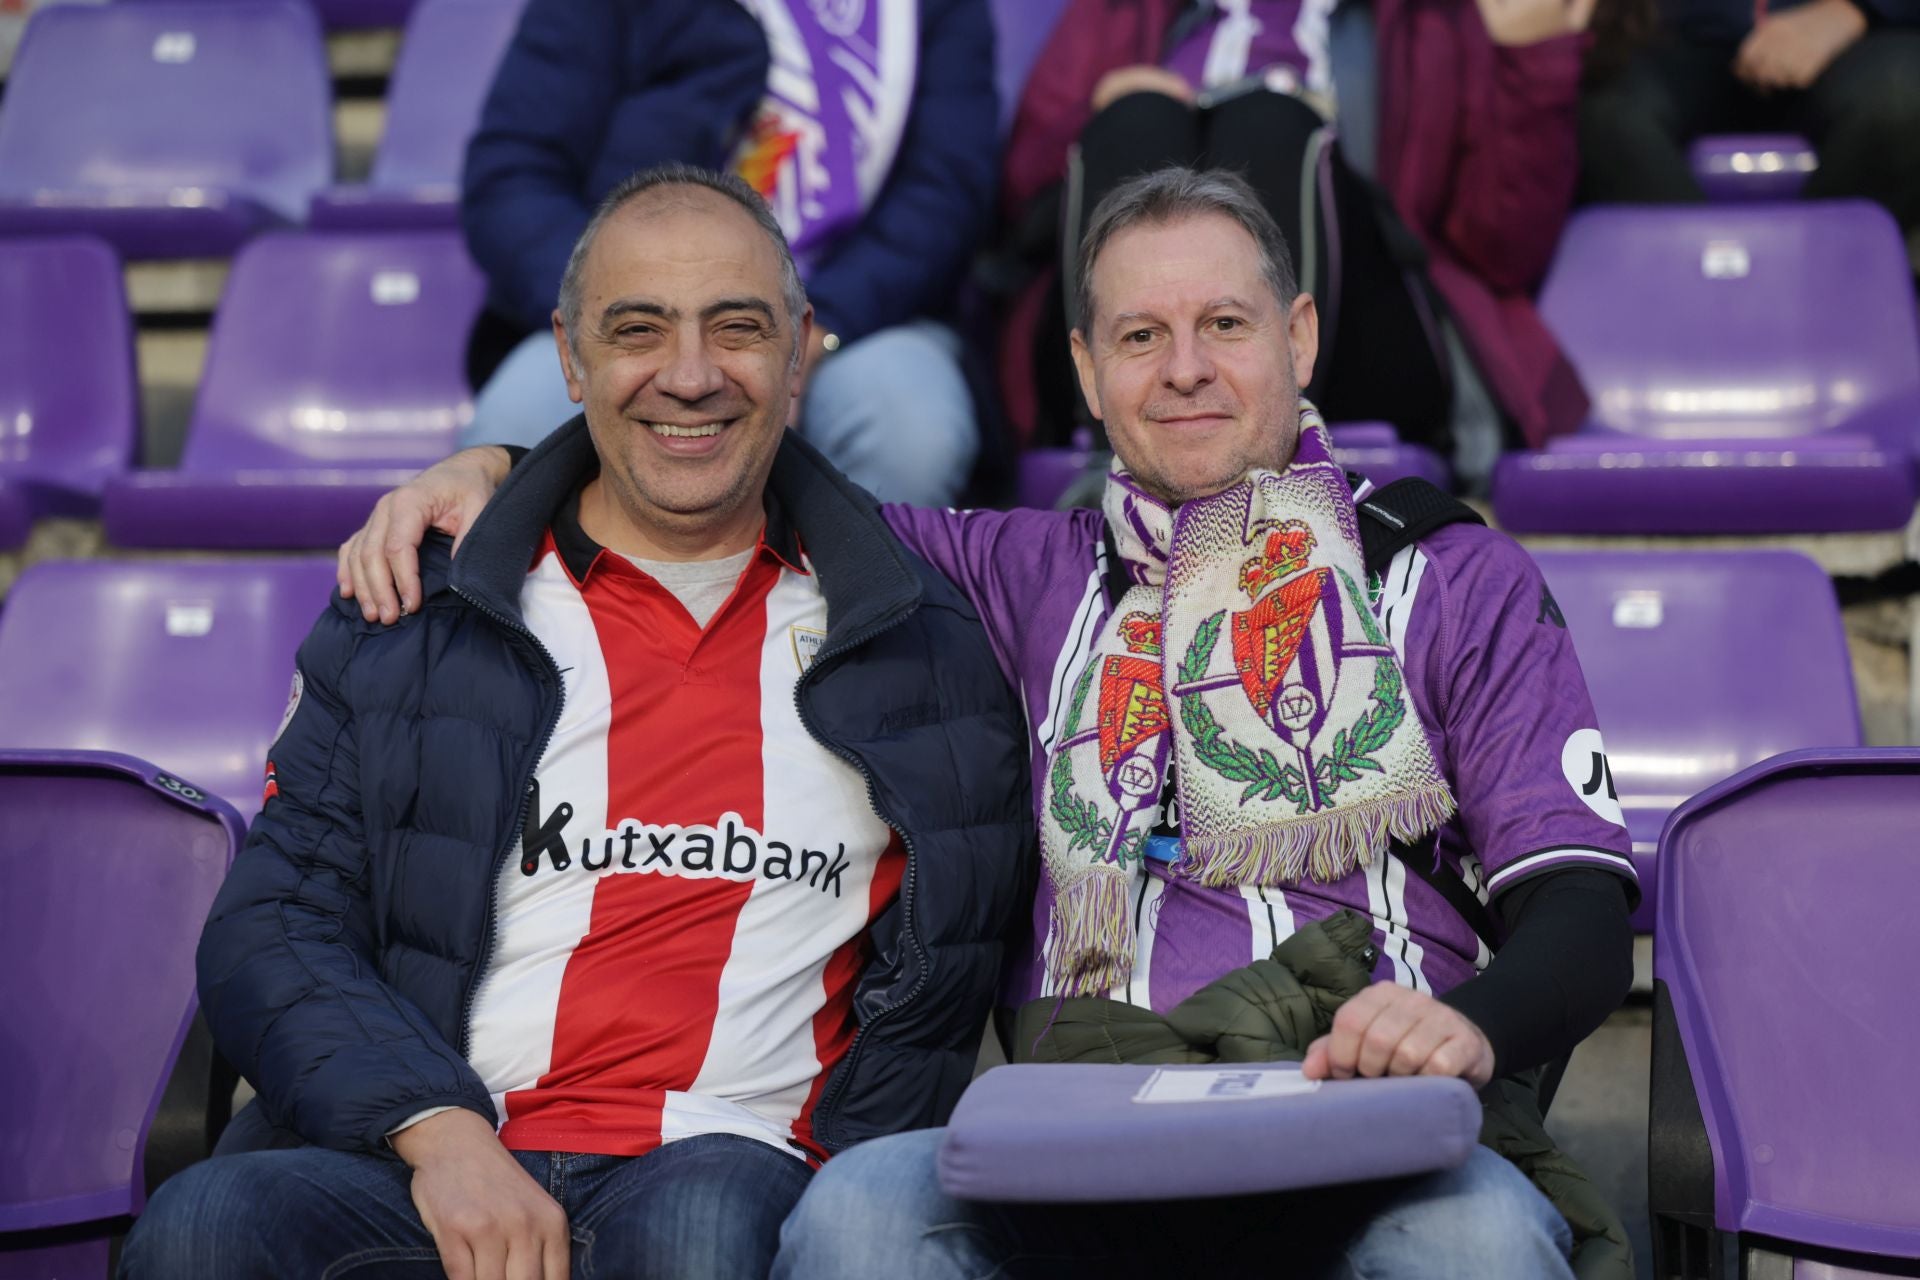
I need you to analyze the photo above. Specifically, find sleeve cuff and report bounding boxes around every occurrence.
[1484,845,1641,907]
[385,1105,462,1142]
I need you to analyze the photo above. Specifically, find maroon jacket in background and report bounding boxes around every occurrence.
[1000,0,1591,450]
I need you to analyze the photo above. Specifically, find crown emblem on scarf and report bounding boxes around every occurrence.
[1238,521,1316,599]
[1118,611,1162,656]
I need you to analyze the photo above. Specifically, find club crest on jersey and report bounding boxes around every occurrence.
[790,625,826,673]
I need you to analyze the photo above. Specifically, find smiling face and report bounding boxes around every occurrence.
[1070,212,1320,505]
[553,187,807,555]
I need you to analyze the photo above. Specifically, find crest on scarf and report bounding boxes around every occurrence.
[1049,610,1171,871]
[1173,518,1403,816]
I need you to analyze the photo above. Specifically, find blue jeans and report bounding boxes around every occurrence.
[121,1132,812,1279]
[463,320,979,507]
[772,1129,1573,1280]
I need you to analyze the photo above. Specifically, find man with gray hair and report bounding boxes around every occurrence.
[121,163,1032,1280]
[340,164,1639,1278]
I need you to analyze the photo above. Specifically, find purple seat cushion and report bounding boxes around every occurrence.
[307,0,526,228]
[1534,550,1860,932]
[1658,750,1920,1258]
[1330,423,1451,490]
[937,1063,1479,1202]
[103,469,425,549]
[0,2,331,261]
[313,0,417,27]
[1493,434,1914,534]
[1689,134,1816,202]
[0,564,339,822]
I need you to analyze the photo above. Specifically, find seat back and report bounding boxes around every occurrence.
[989,0,1071,133]
[1655,750,1920,1262]
[1534,551,1860,925]
[0,750,242,1231]
[373,0,526,190]
[1538,204,1920,442]
[0,237,136,513]
[183,230,485,469]
[0,558,340,821]
[0,1,331,222]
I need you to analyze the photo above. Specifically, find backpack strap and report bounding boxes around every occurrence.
[1349,478,1501,952]
[1355,477,1486,579]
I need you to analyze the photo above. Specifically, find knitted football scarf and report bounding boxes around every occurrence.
[1041,406,1456,995]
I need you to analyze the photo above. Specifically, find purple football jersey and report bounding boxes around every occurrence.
[883,498,1636,1013]
[1162,0,1330,94]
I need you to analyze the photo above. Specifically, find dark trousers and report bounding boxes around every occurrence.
[119,1130,813,1279]
[1579,31,1920,237]
[1046,89,1452,450]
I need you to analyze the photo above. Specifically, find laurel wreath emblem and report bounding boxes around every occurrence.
[1178,568,1408,815]
[1048,663,1147,868]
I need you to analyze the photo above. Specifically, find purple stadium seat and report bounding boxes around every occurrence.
[989,0,1071,133]
[1533,551,1861,932]
[1494,203,1920,534]
[309,0,527,229]
[1015,424,1449,509]
[0,2,332,260]
[0,558,340,821]
[0,237,138,549]
[311,0,417,28]
[0,749,243,1280]
[1651,749,1920,1278]
[103,230,485,548]
[1690,134,1817,203]
[938,1063,1479,1202]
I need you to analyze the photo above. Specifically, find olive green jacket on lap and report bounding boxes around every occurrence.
[1010,910,1635,1280]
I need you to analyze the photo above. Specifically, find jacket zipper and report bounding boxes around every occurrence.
[789,607,927,1150]
[452,585,566,1058]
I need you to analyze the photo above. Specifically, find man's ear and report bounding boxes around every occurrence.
[1287,293,1321,393]
[791,304,815,396]
[553,312,585,405]
[1069,327,1104,424]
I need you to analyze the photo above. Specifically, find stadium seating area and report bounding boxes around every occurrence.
[0,1,1914,1277]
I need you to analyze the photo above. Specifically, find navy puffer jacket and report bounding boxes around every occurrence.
[197,421,1034,1154]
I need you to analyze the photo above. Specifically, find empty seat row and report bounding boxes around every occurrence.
[1493,199,1920,536]
[0,0,524,259]
[0,548,1863,925]
[0,228,484,550]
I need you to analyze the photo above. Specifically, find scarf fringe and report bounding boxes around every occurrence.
[1044,871,1137,996]
[1175,784,1458,888]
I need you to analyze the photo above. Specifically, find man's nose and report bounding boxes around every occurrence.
[1160,331,1214,394]
[656,331,727,401]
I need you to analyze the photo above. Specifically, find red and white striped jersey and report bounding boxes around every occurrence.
[466,496,904,1162]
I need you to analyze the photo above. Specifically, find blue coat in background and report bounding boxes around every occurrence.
[462,0,999,341]
[197,421,1035,1156]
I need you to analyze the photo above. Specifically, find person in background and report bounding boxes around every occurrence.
[1579,0,1920,249]
[996,0,1605,490]
[459,0,997,505]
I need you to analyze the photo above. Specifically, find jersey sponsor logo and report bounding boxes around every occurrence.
[1560,728,1624,825]
[518,790,856,898]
